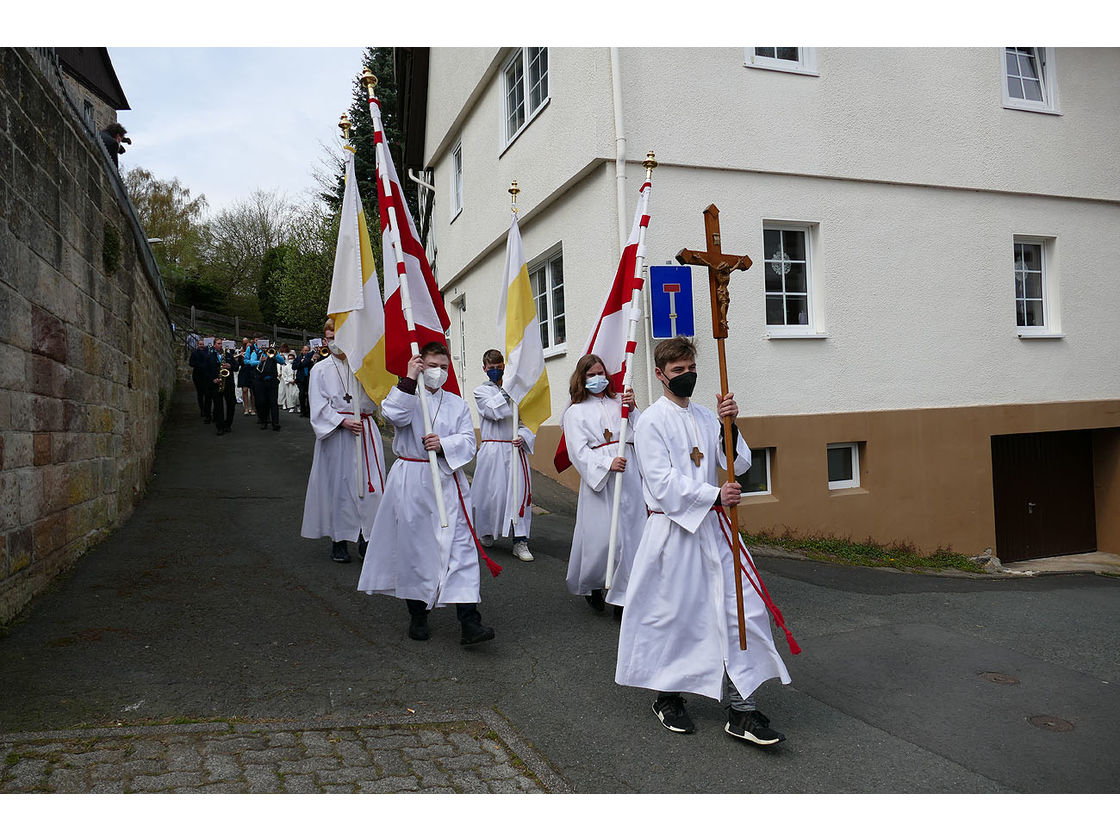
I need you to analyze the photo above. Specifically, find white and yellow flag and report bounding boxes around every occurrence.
[496,212,550,433]
[328,146,395,402]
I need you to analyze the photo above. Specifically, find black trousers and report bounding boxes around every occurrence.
[193,374,210,418]
[257,378,280,427]
[212,383,236,431]
[297,379,310,417]
[405,599,481,625]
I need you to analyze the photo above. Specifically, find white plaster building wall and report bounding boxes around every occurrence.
[422,47,1120,423]
[425,48,619,288]
[619,48,1120,201]
[642,165,1120,417]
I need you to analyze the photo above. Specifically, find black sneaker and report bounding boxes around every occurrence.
[652,694,695,734]
[408,612,430,641]
[585,589,606,613]
[330,541,351,563]
[725,709,786,746]
[357,535,368,560]
[460,622,495,646]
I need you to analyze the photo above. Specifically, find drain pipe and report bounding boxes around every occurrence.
[610,47,627,251]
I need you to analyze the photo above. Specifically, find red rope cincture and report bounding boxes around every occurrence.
[340,410,383,493]
[714,510,801,656]
[397,457,503,578]
[480,439,532,516]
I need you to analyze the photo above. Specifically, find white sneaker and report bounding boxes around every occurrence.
[512,542,534,562]
[479,535,494,548]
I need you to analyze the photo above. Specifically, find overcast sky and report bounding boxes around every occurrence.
[109,47,367,216]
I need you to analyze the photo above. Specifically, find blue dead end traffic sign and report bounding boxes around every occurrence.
[650,265,694,338]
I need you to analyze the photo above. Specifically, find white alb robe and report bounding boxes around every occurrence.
[562,395,645,606]
[300,357,385,542]
[615,396,791,701]
[357,383,482,608]
[472,382,535,540]
[279,362,299,409]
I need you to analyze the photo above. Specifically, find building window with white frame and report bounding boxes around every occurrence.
[764,226,812,329]
[827,443,861,490]
[745,47,818,76]
[450,141,463,219]
[1003,48,1058,114]
[739,448,772,496]
[503,47,549,146]
[1013,237,1060,337]
[531,247,565,352]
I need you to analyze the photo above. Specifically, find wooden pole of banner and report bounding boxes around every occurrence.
[365,69,448,527]
[339,113,365,500]
[605,152,656,590]
[676,205,752,650]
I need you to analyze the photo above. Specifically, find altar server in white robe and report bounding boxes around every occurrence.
[300,330,384,564]
[562,353,646,615]
[616,336,791,747]
[472,349,535,562]
[357,342,496,646]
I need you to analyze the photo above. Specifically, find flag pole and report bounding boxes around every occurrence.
[605,151,657,590]
[364,68,448,528]
[506,181,521,536]
[339,113,365,500]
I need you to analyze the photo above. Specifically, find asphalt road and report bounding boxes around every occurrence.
[2,383,1118,794]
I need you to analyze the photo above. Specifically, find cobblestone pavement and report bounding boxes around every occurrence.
[0,711,569,794]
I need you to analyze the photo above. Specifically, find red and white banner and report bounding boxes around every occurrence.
[369,94,461,395]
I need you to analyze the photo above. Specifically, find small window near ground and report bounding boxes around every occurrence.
[827,443,860,490]
[745,48,819,75]
[739,448,772,496]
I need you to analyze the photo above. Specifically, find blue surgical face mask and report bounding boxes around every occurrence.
[486,367,504,384]
[585,374,609,394]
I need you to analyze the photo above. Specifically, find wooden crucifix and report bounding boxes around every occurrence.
[676,204,752,651]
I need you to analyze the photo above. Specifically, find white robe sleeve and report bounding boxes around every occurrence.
[475,384,513,422]
[437,397,477,474]
[381,383,417,428]
[564,402,614,493]
[517,423,536,454]
[634,408,721,535]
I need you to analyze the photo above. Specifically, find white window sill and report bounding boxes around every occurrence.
[740,493,778,505]
[828,486,868,496]
[1002,101,1061,116]
[1017,331,1064,339]
[765,331,828,340]
[499,97,551,159]
[543,342,567,360]
[744,62,819,77]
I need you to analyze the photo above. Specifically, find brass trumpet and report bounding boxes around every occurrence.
[318,344,331,358]
[266,347,277,358]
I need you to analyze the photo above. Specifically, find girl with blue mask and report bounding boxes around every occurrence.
[560,353,645,617]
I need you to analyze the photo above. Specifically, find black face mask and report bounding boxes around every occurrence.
[664,371,697,398]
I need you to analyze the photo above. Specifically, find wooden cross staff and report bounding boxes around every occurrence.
[676,204,753,651]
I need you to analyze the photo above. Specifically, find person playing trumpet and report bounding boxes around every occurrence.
[255,342,287,431]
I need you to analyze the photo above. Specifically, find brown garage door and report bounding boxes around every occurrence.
[991,430,1097,563]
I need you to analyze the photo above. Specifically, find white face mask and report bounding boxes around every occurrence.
[585,374,609,394]
[423,366,448,390]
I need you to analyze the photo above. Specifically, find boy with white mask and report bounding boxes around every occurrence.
[357,342,496,646]
[561,353,645,616]
[472,349,536,561]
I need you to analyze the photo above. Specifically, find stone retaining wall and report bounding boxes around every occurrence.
[0,48,176,623]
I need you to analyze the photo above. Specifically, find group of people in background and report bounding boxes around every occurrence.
[295,320,792,749]
[188,336,331,435]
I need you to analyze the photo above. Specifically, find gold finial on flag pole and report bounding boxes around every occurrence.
[339,114,352,141]
[509,180,520,214]
[361,68,377,96]
[644,150,658,174]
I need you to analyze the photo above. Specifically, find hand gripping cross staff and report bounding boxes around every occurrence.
[605,151,657,591]
[365,68,448,527]
[676,205,753,650]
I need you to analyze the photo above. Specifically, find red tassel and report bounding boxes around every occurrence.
[483,554,503,578]
[784,628,801,656]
